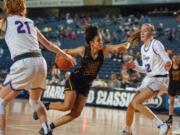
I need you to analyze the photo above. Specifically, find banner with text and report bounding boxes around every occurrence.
[43,85,165,109]
[26,0,83,8]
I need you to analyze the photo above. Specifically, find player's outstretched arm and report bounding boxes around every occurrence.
[64,47,85,58]
[103,42,130,57]
[37,29,76,66]
[153,41,172,71]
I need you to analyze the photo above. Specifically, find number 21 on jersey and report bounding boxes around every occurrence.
[15,21,31,34]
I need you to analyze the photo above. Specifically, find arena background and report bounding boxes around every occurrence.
[0,0,180,113]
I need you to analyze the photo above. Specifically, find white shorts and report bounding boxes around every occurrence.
[3,57,47,91]
[137,76,169,95]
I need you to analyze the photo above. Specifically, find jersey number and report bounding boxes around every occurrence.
[145,64,152,72]
[15,21,31,34]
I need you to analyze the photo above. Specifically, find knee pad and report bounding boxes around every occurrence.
[29,99,42,111]
[0,99,5,115]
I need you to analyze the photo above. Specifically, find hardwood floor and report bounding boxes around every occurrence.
[5,99,180,135]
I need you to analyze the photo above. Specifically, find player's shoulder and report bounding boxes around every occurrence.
[14,15,33,22]
[153,39,160,44]
[152,39,164,49]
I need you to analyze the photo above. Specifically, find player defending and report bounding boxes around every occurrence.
[121,23,172,135]
[0,0,76,135]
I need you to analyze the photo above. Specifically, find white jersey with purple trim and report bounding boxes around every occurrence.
[5,15,40,59]
[139,39,170,77]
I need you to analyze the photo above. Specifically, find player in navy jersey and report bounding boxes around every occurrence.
[165,55,180,126]
[0,0,76,135]
[33,25,130,134]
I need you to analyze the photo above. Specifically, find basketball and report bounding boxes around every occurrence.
[55,55,73,71]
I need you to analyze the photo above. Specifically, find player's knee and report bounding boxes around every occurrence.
[61,103,73,111]
[70,111,81,118]
[62,106,71,111]
[128,102,134,109]
[29,99,42,111]
[0,99,6,115]
[131,100,139,109]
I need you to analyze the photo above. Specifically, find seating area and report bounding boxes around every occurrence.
[0,13,179,81]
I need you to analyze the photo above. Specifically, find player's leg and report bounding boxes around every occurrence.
[46,91,77,111]
[165,86,176,126]
[0,84,20,135]
[47,78,78,111]
[123,92,140,134]
[49,94,87,130]
[166,96,175,125]
[131,88,169,135]
[29,89,52,135]
[131,88,157,119]
[33,79,77,120]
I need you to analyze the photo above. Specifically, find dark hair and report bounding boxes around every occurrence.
[85,25,98,45]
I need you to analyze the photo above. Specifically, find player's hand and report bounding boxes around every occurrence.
[124,62,136,69]
[118,42,130,52]
[58,53,77,66]
[164,61,172,71]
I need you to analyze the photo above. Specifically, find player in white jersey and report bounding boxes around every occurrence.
[0,0,76,135]
[121,23,172,135]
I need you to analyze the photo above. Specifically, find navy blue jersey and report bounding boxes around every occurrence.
[70,46,104,86]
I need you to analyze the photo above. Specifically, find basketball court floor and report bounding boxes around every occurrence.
[5,99,180,135]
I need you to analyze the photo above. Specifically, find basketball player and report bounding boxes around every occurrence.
[165,55,180,126]
[33,25,130,134]
[121,23,172,135]
[0,0,76,135]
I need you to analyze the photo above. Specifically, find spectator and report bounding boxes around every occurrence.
[60,72,71,85]
[129,69,141,83]
[108,72,121,89]
[50,64,61,85]
[121,65,130,88]
[92,75,107,88]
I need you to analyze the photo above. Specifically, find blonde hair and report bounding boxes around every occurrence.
[142,23,156,34]
[3,0,27,17]
[1,0,26,34]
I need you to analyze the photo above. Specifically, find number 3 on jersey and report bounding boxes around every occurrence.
[145,64,152,72]
[15,21,31,34]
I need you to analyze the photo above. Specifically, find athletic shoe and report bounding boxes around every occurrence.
[159,123,170,135]
[39,128,53,135]
[165,116,173,127]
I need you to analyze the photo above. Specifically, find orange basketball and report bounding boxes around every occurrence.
[55,55,73,71]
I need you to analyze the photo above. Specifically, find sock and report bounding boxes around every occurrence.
[169,114,173,119]
[42,121,51,134]
[153,118,164,128]
[50,123,56,130]
[44,102,50,110]
[0,130,5,135]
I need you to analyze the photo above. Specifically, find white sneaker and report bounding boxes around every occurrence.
[172,128,180,135]
[159,123,169,135]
